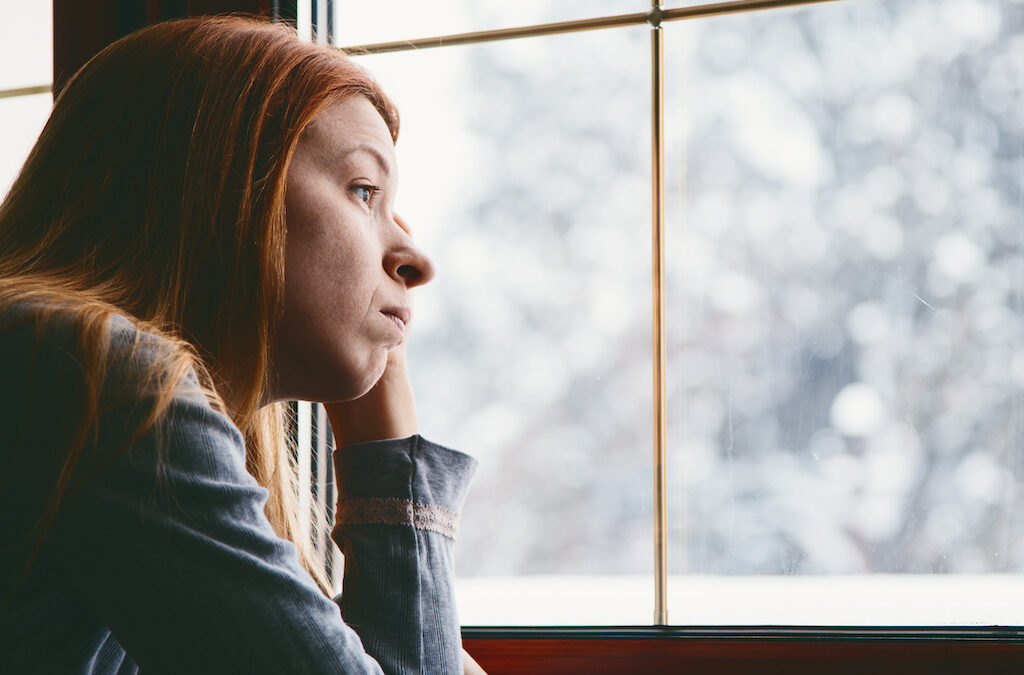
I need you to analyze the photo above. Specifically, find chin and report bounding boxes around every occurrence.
[272,343,390,404]
[317,352,388,403]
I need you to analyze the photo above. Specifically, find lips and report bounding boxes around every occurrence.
[380,306,411,331]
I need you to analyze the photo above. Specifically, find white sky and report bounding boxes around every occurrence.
[0,0,52,90]
[0,0,52,196]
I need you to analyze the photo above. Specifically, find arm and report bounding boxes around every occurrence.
[46,374,391,674]
[328,434,476,675]
[326,343,481,675]
[6,313,478,673]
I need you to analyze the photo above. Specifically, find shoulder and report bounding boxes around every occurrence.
[0,299,246,552]
[0,298,201,393]
[0,299,227,457]
[0,297,163,358]
[0,300,103,414]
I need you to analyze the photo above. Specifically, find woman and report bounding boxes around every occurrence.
[0,15,483,674]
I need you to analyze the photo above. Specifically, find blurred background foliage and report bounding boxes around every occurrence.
[355,0,1023,578]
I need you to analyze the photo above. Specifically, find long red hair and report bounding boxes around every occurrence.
[0,15,399,597]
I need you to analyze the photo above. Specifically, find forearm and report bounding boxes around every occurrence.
[330,435,477,675]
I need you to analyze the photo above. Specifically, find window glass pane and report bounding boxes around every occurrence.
[349,20,654,625]
[666,0,1023,624]
[0,0,52,200]
[0,93,52,199]
[338,0,644,46]
[0,1,52,90]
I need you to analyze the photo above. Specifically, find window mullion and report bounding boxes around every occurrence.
[650,0,669,627]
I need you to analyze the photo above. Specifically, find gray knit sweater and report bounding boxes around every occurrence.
[0,306,476,674]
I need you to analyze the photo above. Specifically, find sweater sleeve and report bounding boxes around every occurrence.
[331,436,477,675]
[32,317,476,674]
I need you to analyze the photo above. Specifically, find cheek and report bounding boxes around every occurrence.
[285,211,362,303]
[277,231,386,396]
[274,261,388,401]
[276,172,389,400]
[298,236,378,317]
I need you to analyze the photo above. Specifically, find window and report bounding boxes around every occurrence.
[320,0,1024,629]
[0,1,53,198]
[334,0,656,624]
[664,0,1023,625]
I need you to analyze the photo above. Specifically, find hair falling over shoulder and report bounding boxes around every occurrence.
[0,15,400,599]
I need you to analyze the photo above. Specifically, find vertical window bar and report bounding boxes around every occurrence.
[311,0,330,45]
[325,0,335,46]
[314,403,340,586]
[309,402,320,551]
[310,403,323,556]
[328,413,341,589]
[296,401,313,542]
[295,0,312,42]
[649,0,669,626]
[270,0,298,24]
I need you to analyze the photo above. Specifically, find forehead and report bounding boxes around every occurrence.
[298,96,396,169]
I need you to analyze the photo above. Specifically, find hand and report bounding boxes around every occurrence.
[463,648,488,675]
[324,343,419,447]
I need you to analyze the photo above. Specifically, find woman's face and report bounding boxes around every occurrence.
[272,96,435,403]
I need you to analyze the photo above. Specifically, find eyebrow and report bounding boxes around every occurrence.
[340,143,392,178]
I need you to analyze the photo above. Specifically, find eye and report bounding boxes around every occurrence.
[350,184,378,205]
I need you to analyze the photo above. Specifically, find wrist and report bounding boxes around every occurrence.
[326,400,418,447]
[324,361,419,447]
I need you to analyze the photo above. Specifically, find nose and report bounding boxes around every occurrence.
[385,213,436,288]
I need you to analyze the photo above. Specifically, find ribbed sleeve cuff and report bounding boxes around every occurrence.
[332,435,477,541]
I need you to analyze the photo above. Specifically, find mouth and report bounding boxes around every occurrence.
[380,306,411,333]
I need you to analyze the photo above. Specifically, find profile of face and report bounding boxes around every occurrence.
[271,96,435,404]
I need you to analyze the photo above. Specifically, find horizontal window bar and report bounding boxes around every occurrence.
[463,626,1024,641]
[340,0,841,55]
[0,84,52,100]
